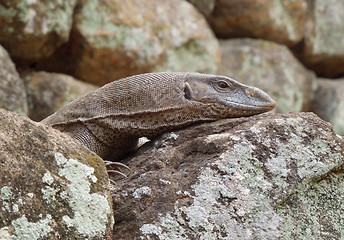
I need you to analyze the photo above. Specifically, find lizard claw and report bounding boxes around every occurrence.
[107,169,128,178]
[109,178,117,185]
[104,160,130,171]
[104,161,130,184]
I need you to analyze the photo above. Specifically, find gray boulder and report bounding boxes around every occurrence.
[0,109,113,239]
[0,0,77,62]
[38,0,220,85]
[112,112,344,239]
[0,45,28,115]
[311,78,344,135]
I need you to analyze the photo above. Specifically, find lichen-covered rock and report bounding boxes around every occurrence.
[38,0,220,85]
[23,71,97,121]
[206,0,308,47]
[310,78,344,135]
[0,109,113,239]
[218,39,317,113]
[295,0,344,78]
[0,45,28,115]
[111,112,344,239]
[0,0,77,62]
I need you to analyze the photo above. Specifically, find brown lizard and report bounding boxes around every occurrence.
[42,72,276,173]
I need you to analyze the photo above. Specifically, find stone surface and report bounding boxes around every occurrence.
[23,71,97,121]
[111,112,344,239]
[37,0,220,85]
[294,0,344,78]
[0,0,77,62]
[0,109,113,239]
[187,0,215,17]
[218,39,317,113]
[311,78,344,135]
[0,44,28,115]
[207,0,308,47]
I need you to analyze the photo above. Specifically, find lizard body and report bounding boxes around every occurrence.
[42,72,276,161]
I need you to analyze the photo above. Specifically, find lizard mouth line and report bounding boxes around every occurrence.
[228,101,276,110]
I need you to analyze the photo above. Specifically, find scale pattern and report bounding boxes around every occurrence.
[42,72,276,161]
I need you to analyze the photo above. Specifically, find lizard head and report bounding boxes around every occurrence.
[183,74,276,118]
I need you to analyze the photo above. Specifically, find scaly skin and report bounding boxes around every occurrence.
[42,72,276,162]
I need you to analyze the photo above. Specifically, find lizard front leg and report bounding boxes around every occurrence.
[58,122,134,177]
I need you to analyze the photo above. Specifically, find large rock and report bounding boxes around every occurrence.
[311,78,344,135]
[206,0,308,47]
[294,0,344,78]
[0,45,28,115]
[218,39,317,113]
[38,0,220,85]
[0,0,77,62]
[112,112,344,239]
[23,71,97,121]
[0,109,113,239]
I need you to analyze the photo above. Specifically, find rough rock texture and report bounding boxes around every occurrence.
[0,0,77,62]
[23,71,97,121]
[218,39,317,113]
[111,112,344,239]
[207,0,308,47]
[37,0,220,85]
[294,0,344,78]
[0,109,113,239]
[0,45,28,115]
[311,78,344,135]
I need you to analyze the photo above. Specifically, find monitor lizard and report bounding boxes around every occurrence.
[42,72,276,174]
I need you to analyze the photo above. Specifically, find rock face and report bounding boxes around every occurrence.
[112,112,344,239]
[311,78,344,135]
[0,109,113,239]
[207,0,308,47]
[295,0,344,78]
[38,0,220,85]
[24,71,97,121]
[0,45,28,115]
[0,0,77,62]
[218,39,317,113]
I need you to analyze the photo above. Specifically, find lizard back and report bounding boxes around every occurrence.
[42,72,276,161]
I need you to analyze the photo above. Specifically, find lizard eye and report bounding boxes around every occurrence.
[213,80,231,92]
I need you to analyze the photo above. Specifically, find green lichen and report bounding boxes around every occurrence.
[43,0,76,37]
[79,0,219,73]
[12,215,53,240]
[80,0,163,65]
[133,186,152,199]
[0,227,11,239]
[80,0,122,49]
[155,39,219,74]
[42,171,54,185]
[0,186,13,201]
[0,5,16,18]
[42,186,59,203]
[139,115,344,239]
[54,152,113,237]
[1,186,14,212]
[277,172,344,239]
[10,0,76,36]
